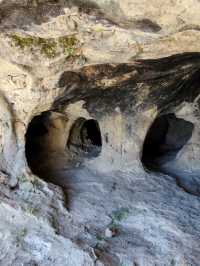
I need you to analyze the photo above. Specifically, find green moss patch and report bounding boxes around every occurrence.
[11,35,35,49]
[58,36,78,57]
[10,34,79,59]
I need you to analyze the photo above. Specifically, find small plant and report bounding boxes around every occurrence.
[20,228,28,238]
[111,207,130,223]
[18,174,28,183]
[26,207,39,216]
[109,207,130,230]
[16,227,28,247]
[96,234,105,241]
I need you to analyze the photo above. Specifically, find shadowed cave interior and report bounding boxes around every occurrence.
[67,117,102,158]
[142,113,194,172]
[25,111,102,179]
[25,110,195,188]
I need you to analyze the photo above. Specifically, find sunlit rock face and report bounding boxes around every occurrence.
[0,1,200,266]
[24,54,200,196]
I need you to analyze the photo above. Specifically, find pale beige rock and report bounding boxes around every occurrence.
[0,1,199,266]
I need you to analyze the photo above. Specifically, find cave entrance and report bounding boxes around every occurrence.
[67,118,102,158]
[25,114,102,178]
[25,111,49,175]
[141,113,194,172]
[25,111,69,177]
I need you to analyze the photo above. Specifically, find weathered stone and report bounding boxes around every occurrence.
[0,1,200,265]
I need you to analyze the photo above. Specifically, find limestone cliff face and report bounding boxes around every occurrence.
[0,1,200,266]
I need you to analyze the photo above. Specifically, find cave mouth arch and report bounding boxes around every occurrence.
[67,117,102,158]
[25,111,53,176]
[25,110,70,178]
[25,113,102,178]
[141,113,194,172]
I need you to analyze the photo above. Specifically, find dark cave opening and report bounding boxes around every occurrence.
[67,117,102,158]
[25,111,53,176]
[141,113,194,172]
[25,110,72,179]
[25,112,49,158]
[25,113,102,179]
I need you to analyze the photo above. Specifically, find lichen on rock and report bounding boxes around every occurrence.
[10,34,79,58]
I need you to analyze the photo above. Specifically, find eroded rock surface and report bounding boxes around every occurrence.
[0,1,200,266]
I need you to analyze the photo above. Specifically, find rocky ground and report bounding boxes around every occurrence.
[1,166,200,265]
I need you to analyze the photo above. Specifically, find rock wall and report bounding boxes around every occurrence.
[0,1,200,265]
